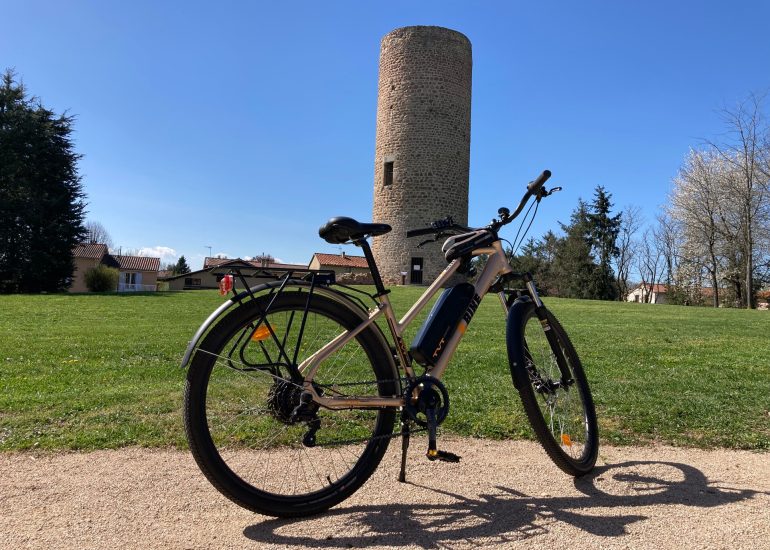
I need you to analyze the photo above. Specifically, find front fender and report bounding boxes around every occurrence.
[180,280,375,369]
[505,295,533,390]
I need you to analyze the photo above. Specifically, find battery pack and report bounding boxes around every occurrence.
[409,283,475,367]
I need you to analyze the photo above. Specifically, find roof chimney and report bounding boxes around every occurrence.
[341,251,346,259]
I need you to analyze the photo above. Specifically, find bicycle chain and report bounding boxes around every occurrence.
[201,348,424,447]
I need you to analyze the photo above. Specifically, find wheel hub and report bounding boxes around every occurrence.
[266,379,303,423]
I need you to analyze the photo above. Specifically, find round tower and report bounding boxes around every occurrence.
[371,26,472,286]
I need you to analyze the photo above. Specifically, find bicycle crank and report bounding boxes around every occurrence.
[403,375,460,463]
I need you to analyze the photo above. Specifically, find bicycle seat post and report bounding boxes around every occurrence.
[354,238,389,298]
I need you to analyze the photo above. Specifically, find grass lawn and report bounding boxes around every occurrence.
[0,287,768,451]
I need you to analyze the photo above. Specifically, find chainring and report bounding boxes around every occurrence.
[403,375,450,428]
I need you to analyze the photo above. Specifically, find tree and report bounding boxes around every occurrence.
[586,186,621,300]
[0,70,86,293]
[174,255,191,274]
[84,220,113,249]
[706,93,770,308]
[614,205,642,301]
[669,149,726,306]
[552,200,596,299]
[636,227,663,303]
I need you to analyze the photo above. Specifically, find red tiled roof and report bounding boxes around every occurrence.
[636,283,668,293]
[204,257,308,270]
[114,255,160,272]
[312,253,369,269]
[204,257,236,268]
[72,243,108,259]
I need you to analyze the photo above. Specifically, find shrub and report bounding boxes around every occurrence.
[84,265,119,292]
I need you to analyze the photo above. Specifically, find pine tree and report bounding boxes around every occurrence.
[174,255,191,275]
[587,186,621,300]
[553,200,596,299]
[0,70,86,293]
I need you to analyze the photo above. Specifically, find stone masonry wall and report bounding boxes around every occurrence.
[371,26,472,286]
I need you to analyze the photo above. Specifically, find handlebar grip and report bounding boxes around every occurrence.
[406,227,438,238]
[526,170,552,193]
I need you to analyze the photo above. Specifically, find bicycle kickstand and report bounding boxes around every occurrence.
[398,414,410,483]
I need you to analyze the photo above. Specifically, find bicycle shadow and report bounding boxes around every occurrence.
[242,460,765,548]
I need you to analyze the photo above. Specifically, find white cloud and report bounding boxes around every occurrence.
[213,251,232,259]
[137,246,178,265]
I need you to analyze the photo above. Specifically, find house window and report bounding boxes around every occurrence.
[185,278,202,287]
[383,161,394,187]
[124,272,136,285]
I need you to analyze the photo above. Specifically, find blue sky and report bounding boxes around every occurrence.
[3,1,769,270]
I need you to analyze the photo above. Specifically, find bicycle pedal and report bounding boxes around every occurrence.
[426,449,461,463]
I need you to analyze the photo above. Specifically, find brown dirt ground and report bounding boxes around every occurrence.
[2,438,769,549]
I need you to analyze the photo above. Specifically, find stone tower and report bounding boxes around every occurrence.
[371,26,472,285]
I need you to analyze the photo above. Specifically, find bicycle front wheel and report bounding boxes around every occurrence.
[184,290,398,517]
[506,299,598,475]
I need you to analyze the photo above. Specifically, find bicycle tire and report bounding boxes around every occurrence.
[506,299,598,475]
[184,290,398,517]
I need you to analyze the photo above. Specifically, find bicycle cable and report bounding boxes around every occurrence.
[510,198,540,258]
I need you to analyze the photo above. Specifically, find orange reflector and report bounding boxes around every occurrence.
[561,434,573,447]
[458,322,467,335]
[251,326,271,341]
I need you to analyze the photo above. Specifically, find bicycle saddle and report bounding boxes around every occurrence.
[319,217,392,244]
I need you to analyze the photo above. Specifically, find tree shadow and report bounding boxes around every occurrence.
[243,460,765,548]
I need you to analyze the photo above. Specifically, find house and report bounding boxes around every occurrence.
[308,252,373,284]
[70,243,160,292]
[113,255,161,291]
[626,283,668,304]
[160,257,311,290]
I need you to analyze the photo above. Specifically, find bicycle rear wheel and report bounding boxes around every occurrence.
[506,299,598,475]
[184,290,398,517]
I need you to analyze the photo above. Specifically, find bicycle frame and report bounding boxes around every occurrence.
[300,239,524,410]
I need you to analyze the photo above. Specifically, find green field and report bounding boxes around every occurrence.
[0,287,768,451]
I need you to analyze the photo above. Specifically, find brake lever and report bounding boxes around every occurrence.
[417,231,447,248]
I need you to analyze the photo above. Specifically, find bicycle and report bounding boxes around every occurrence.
[182,170,599,517]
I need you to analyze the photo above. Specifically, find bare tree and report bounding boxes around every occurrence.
[655,211,681,290]
[614,204,642,300]
[707,93,770,308]
[669,149,725,306]
[636,227,663,303]
[84,220,113,249]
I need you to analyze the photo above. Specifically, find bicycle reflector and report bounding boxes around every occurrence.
[251,325,271,341]
[561,434,573,447]
[219,274,233,295]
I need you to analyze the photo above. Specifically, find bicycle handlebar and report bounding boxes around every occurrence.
[406,226,439,238]
[406,169,553,238]
[527,170,551,193]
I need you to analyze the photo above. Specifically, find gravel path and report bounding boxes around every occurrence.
[2,438,769,549]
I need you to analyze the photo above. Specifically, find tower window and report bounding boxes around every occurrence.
[383,161,394,187]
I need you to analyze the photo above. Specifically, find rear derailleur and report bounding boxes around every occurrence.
[267,379,320,447]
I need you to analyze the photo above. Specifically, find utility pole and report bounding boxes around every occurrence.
[205,245,212,257]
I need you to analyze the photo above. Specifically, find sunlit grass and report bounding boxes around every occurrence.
[0,287,768,451]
